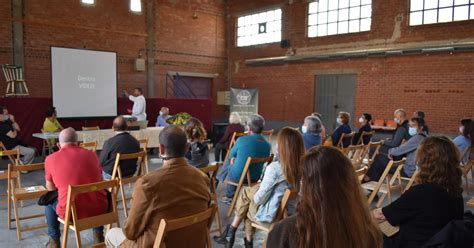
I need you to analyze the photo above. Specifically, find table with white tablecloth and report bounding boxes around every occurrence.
[32,127,163,150]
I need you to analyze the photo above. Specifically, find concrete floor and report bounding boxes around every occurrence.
[1,150,473,248]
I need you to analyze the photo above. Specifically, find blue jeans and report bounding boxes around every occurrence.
[45,199,104,240]
[225,171,242,198]
[103,171,112,180]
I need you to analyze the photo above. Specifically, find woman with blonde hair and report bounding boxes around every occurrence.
[214,127,304,248]
[373,136,464,247]
[214,112,245,162]
[184,117,209,168]
[267,146,382,248]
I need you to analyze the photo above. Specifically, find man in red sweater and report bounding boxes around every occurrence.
[45,128,107,248]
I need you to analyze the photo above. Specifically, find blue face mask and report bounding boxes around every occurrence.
[301,125,308,134]
[409,127,417,136]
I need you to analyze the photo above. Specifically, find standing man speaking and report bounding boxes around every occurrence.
[123,87,147,121]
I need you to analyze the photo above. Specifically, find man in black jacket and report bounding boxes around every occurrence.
[100,116,140,179]
[379,109,411,156]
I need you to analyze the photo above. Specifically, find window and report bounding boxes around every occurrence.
[308,0,372,38]
[81,0,94,5]
[409,0,474,26]
[236,9,282,47]
[130,0,142,13]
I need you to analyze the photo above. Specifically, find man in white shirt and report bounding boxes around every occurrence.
[123,88,147,121]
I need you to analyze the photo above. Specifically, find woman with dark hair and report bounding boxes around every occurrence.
[184,117,209,168]
[373,136,464,248]
[214,127,304,248]
[353,113,373,145]
[43,106,63,133]
[267,146,382,248]
[453,119,472,163]
[331,111,352,147]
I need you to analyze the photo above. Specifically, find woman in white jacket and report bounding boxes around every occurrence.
[213,127,304,248]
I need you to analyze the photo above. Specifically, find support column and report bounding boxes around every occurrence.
[146,0,155,97]
[11,0,24,67]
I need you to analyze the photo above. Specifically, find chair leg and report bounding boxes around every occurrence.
[120,184,128,218]
[61,224,69,248]
[7,188,11,229]
[12,199,22,240]
[74,228,82,248]
[376,194,386,208]
[227,184,242,217]
[215,205,222,235]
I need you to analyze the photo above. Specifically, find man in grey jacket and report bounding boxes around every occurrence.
[379,109,411,156]
[366,117,427,181]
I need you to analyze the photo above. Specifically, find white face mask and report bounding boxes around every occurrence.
[394,118,401,124]
[459,126,464,134]
[336,118,343,125]
[159,111,163,116]
[409,127,418,136]
[358,117,365,124]
[301,125,308,134]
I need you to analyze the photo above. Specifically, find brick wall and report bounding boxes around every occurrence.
[228,0,474,134]
[1,0,226,118]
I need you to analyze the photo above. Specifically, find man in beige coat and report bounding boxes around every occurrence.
[105,125,211,247]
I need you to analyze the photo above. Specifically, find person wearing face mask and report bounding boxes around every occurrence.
[301,115,323,150]
[156,107,171,127]
[413,110,429,134]
[353,113,373,145]
[453,119,472,163]
[331,112,352,148]
[0,106,35,165]
[379,109,411,156]
[365,117,427,182]
[311,112,326,138]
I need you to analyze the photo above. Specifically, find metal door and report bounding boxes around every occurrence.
[315,74,357,132]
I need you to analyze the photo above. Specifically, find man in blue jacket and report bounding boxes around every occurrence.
[217,114,271,202]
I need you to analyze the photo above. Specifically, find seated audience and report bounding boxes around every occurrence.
[353,113,373,145]
[373,136,464,247]
[413,110,429,134]
[43,106,63,149]
[453,119,472,163]
[331,111,352,147]
[301,115,323,150]
[214,112,245,162]
[44,128,107,247]
[214,127,304,248]
[216,114,271,202]
[311,112,326,138]
[267,146,382,248]
[366,117,427,182]
[379,109,411,156]
[155,107,171,127]
[0,106,35,165]
[184,117,209,168]
[99,116,140,179]
[105,125,211,247]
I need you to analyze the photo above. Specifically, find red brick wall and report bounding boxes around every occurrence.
[1,0,226,118]
[0,0,12,84]
[228,0,474,134]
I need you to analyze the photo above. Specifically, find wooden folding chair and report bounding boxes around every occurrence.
[7,162,48,240]
[462,156,474,193]
[344,144,367,169]
[377,167,419,207]
[82,126,100,131]
[226,155,274,216]
[336,131,355,151]
[223,132,248,163]
[41,129,56,157]
[401,170,419,193]
[111,151,147,218]
[59,179,120,248]
[355,166,369,183]
[467,197,474,208]
[153,204,217,248]
[356,130,375,145]
[251,189,297,232]
[200,163,222,234]
[0,149,20,205]
[362,158,406,208]
[363,140,384,169]
[79,141,98,153]
[261,129,274,143]
[138,138,149,173]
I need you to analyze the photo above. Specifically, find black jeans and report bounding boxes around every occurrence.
[214,143,227,162]
[367,154,408,182]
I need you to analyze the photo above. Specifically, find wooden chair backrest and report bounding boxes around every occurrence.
[261,129,274,143]
[356,130,375,145]
[82,126,100,131]
[355,166,369,182]
[8,162,46,199]
[0,144,19,165]
[336,131,355,150]
[62,179,120,248]
[223,132,248,162]
[367,158,406,205]
[80,141,98,153]
[273,189,297,221]
[111,151,147,180]
[199,163,221,192]
[138,138,149,150]
[367,140,384,166]
[460,146,471,165]
[153,204,217,248]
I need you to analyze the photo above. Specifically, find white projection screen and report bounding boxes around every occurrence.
[51,47,117,118]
